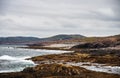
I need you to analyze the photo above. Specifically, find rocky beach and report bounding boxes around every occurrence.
[0,35,120,78]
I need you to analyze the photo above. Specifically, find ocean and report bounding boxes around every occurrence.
[0,45,70,73]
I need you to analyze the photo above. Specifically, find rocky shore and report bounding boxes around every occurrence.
[0,47,120,78]
[0,35,120,78]
[0,63,120,78]
[31,49,120,66]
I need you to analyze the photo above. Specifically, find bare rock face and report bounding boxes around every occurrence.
[72,39,120,49]
[22,64,88,76]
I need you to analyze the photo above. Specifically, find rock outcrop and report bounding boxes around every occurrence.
[0,64,119,78]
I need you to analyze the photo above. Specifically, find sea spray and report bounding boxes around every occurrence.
[0,45,71,73]
[0,55,36,73]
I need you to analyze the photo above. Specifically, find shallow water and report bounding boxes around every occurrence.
[0,45,70,73]
[66,62,120,75]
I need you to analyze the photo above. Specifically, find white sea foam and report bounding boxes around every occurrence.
[0,55,36,73]
[0,45,72,73]
[66,62,120,75]
[0,55,30,60]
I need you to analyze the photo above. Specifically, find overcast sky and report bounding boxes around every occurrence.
[0,0,120,38]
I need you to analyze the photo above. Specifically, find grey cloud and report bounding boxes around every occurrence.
[0,0,120,37]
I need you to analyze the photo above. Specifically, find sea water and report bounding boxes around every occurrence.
[0,45,70,73]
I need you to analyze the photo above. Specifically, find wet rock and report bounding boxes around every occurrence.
[22,67,35,73]
[29,64,88,76]
[0,63,120,78]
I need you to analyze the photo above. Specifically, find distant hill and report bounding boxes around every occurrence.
[0,34,85,45]
[44,34,85,41]
[0,37,40,45]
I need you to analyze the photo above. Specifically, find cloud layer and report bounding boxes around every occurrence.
[0,0,120,37]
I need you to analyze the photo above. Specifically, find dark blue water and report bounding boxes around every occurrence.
[0,45,70,73]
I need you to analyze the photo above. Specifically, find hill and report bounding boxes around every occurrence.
[0,37,40,45]
[43,34,85,41]
[0,34,85,45]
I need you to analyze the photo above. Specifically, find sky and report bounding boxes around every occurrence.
[0,0,120,38]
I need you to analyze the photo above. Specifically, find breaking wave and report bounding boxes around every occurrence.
[0,55,35,73]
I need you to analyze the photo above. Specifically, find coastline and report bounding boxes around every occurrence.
[0,46,120,78]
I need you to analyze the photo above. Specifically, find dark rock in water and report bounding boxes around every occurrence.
[0,64,120,78]
[22,67,35,73]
